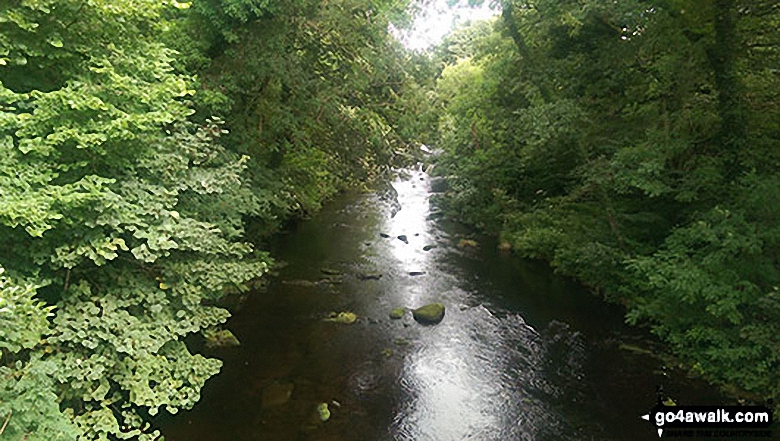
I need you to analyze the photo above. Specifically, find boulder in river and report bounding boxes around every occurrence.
[422,244,437,251]
[458,239,479,249]
[317,402,331,422]
[324,311,357,324]
[397,235,408,244]
[408,271,425,276]
[379,233,390,238]
[261,382,295,409]
[358,271,382,280]
[389,308,406,319]
[412,303,445,325]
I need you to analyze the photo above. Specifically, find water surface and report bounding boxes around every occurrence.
[162,169,724,440]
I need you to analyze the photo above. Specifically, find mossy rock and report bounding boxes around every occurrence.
[457,239,478,249]
[324,311,357,324]
[389,308,405,319]
[412,303,445,325]
[317,402,331,421]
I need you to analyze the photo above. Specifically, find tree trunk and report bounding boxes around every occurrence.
[709,0,745,179]
[501,1,552,102]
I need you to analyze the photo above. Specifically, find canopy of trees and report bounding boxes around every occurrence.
[432,0,778,403]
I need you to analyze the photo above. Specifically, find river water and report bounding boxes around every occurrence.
[161,169,724,441]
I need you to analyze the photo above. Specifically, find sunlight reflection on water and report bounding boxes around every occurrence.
[382,170,558,440]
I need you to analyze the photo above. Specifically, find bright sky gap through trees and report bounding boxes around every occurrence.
[392,0,500,50]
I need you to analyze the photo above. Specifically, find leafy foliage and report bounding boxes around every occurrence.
[0,0,430,438]
[433,0,780,401]
[0,1,269,439]
[180,0,431,234]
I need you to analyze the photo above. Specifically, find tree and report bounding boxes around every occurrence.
[0,1,269,438]
[432,0,780,401]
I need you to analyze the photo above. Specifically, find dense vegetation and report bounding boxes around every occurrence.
[1,0,777,438]
[0,0,428,439]
[432,0,779,403]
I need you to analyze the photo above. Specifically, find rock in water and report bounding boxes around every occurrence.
[412,303,445,325]
[324,311,357,324]
[261,382,295,409]
[422,244,437,251]
[379,233,390,238]
[320,267,342,276]
[358,271,382,280]
[457,239,479,249]
[317,402,331,422]
[397,235,408,244]
[389,308,405,319]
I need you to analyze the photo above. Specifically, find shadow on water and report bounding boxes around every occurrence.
[160,169,725,441]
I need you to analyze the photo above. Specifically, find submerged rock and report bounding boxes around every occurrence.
[324,311,357,324]
[320,275,343,284]
[357,271,382,280]
[412,303,445,324]
[282,279,320,287]
[389,308,405,319]
[457,239,479,249]
[320,267,342,276]
[203,328,240,348]
[261,382,294,409]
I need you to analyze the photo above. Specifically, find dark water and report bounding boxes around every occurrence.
[161,169,726,441]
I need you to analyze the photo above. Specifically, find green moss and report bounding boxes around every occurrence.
[317,402,330,422]
[412,303,445,324]
[389,308,406,319]
[324,311,357,324]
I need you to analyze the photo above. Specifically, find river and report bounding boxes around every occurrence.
[161,168,724,440]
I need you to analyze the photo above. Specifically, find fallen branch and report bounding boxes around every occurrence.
[0,410,11,436]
